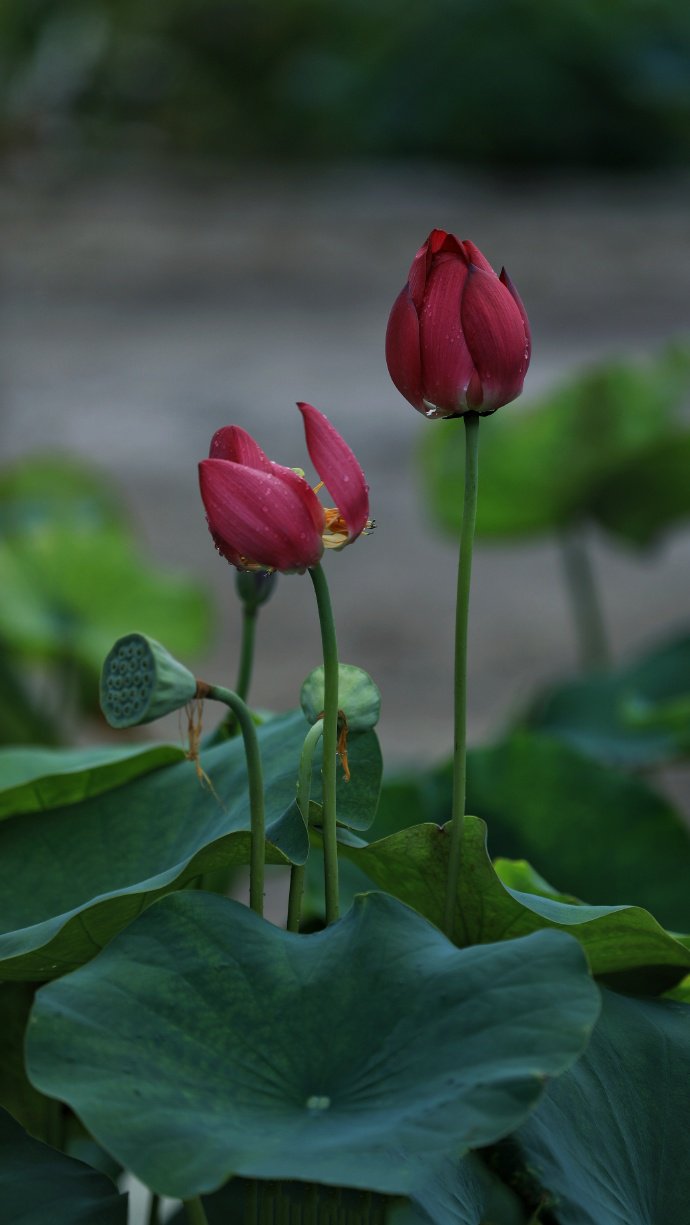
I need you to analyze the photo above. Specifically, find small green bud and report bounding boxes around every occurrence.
[100,633,197,728]
[235,569,277,611]
[300,663,381,733]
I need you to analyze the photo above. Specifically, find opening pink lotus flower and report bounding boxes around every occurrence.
[386,229,531,419]
[199,403,371,574]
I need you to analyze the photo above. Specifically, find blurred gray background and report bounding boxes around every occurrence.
[2,0,690,766]
[3,162,690,762]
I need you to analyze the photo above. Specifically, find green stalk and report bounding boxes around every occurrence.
[444,413,480,938]
[183,1197,209,1225]
[245,1181,259,1225]
[205,684,265,917]
[287,719,324,931]
[559,526,610,670]
[235,606,258,702]
[146,1192,161,1225]
[308,563,340,925]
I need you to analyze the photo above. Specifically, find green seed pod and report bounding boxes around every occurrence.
[100,634,197,728]
[300,663,381,733]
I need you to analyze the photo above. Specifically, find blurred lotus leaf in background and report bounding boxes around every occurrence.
[420,342,690,547]
[0,455,211,745]
[522,629,690,766]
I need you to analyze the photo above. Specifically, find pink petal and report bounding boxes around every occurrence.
[500,266,532,369]
[418,252,476,415]
[407,238,433,307]
[461,267,530,412]
[462,240,495,274]
[199,459,324,572]
[209,426,273,471]
[429,229,450,254]
[209,527,244,569]
[385,286,424,411]
[297,403,370,542]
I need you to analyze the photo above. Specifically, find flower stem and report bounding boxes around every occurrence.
[205,684,265,917]
[146,1192,161,1225]
[184,1197,209,1225]
[559,526,610,670]
[308,563,340,925]
[235,606,258,702]
[444,412,480,938]
[287,719,324,932]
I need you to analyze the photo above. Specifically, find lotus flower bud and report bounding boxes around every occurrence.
[386,229,531,419]
[235,569,277,611]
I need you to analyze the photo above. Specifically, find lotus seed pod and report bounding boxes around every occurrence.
[100,634,197,728]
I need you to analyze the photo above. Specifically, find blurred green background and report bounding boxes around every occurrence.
[2,0,690,167]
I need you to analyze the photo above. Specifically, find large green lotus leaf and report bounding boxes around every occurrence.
[0,527,210,673]
[466,734,690,931]
[517,988,690,1224]
[523,631,690,766]
[0,1106,127,1225]
[374,735,690,929]
[0,743,187,819]
[666,974,690,1003]
[419,348,690,542]
[394,1152,526,1225]
[308,728,383,831]
[0,711,313,980]
[340,817,690,992]
[0,983,53,1141]
[589,431,690,547]
[373,765,452,841]
[492,858,579,903]
[26,892,600,1199]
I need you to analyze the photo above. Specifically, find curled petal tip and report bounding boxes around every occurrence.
[298,402,370,543]
[209,425,273,471]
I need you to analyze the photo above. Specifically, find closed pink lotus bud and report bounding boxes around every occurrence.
[386,229,531,419]
[199,404,370,574]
